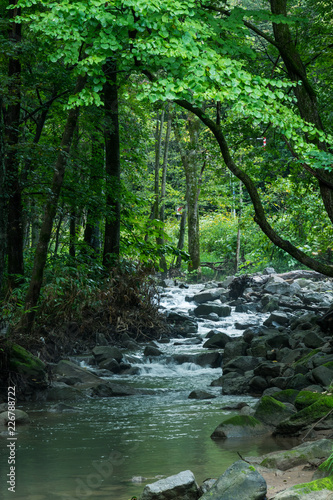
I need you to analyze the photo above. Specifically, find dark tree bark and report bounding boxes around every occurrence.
[84,136,103,254]
[20,74,87,332]
[158,109,171,273]
[176,99,333,277]
[5,0,24,289]
[269,0,333,225]
[102,60,121,268]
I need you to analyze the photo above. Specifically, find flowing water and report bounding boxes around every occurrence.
[0,284,294,500]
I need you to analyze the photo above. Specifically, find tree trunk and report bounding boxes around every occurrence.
[5,0,24,289]
[0,96,6,294]
[102,60,121,268]
[175,205,187,269]
[173,114,201,272]
[158,109,171,273]
[84,136,103,254]
[269,0,333,224]
[20,74,87,333]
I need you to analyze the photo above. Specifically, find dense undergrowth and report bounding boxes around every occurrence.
[1,257,169,361]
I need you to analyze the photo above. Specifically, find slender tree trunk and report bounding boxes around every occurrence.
[20,74,87,332]
[84,136,103,254]
[158,109,171,273]
[173,114,202,272]
[153,110,165,220]
[175,205,187,269]
[102,60,121,268]
[5,0,24,289]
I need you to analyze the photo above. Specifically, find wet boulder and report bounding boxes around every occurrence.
[253,396,296,427]
[194,303,231,318]
[140,470,199,500]
[258,439,333,471]
[188,390,216,400]
[166,311,198,335]
[211,415,269,439]
[190,289,223,303]
[54,359,102,385]
[92,346,123,364]
[203,332,235,349]
[274,394,333,435]
[144,346,163,357]
[9,344,48,390]
[198,460,267,500]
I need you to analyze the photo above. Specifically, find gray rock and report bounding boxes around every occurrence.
[264,311,290,326]
[223,340,248,362]
[203,332,234,349]
[223,356,264,375]
[45,382,87,401]
[311,365,333,387]
[54,360,102,385]
[263,267,277,275]
[192,289,223,303]
[194,303,231,318]
[222,372,251,395]
[92,346,123,364]
[258,439,333,471]
[211,415,269,439]
[144,346,163,357]
[140,470,199,500]
[99,358,121,373]
[303,331,325,349]
[198,460,267,500]
[253,396,296,426]
[188,390,216,400]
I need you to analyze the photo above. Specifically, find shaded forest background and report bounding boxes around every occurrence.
[1,0,333,337]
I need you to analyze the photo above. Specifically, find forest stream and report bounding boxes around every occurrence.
[0,283,299,500]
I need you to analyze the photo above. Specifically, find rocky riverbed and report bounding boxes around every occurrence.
[1,268,333,499]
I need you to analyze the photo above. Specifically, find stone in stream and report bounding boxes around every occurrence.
[255,439,333,471]
[188,390,216,400]
[211,415,269,439]
[253,396,296,427]
[140,469,199,500]
[203,331,235,349]
[92,345,123,364]
[193,303,231,318]
[198,460,267,500]
[54,359,102,384]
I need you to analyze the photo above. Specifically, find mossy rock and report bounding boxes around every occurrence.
[9,344,48,388]
[272,389,300,405]
[259,439,333,471]
[254,396,296,426]
[273,475,333,499]
[211,415,269,439]
[293,349,321,368]
[295,390,324,410]
[275,395,333,435]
